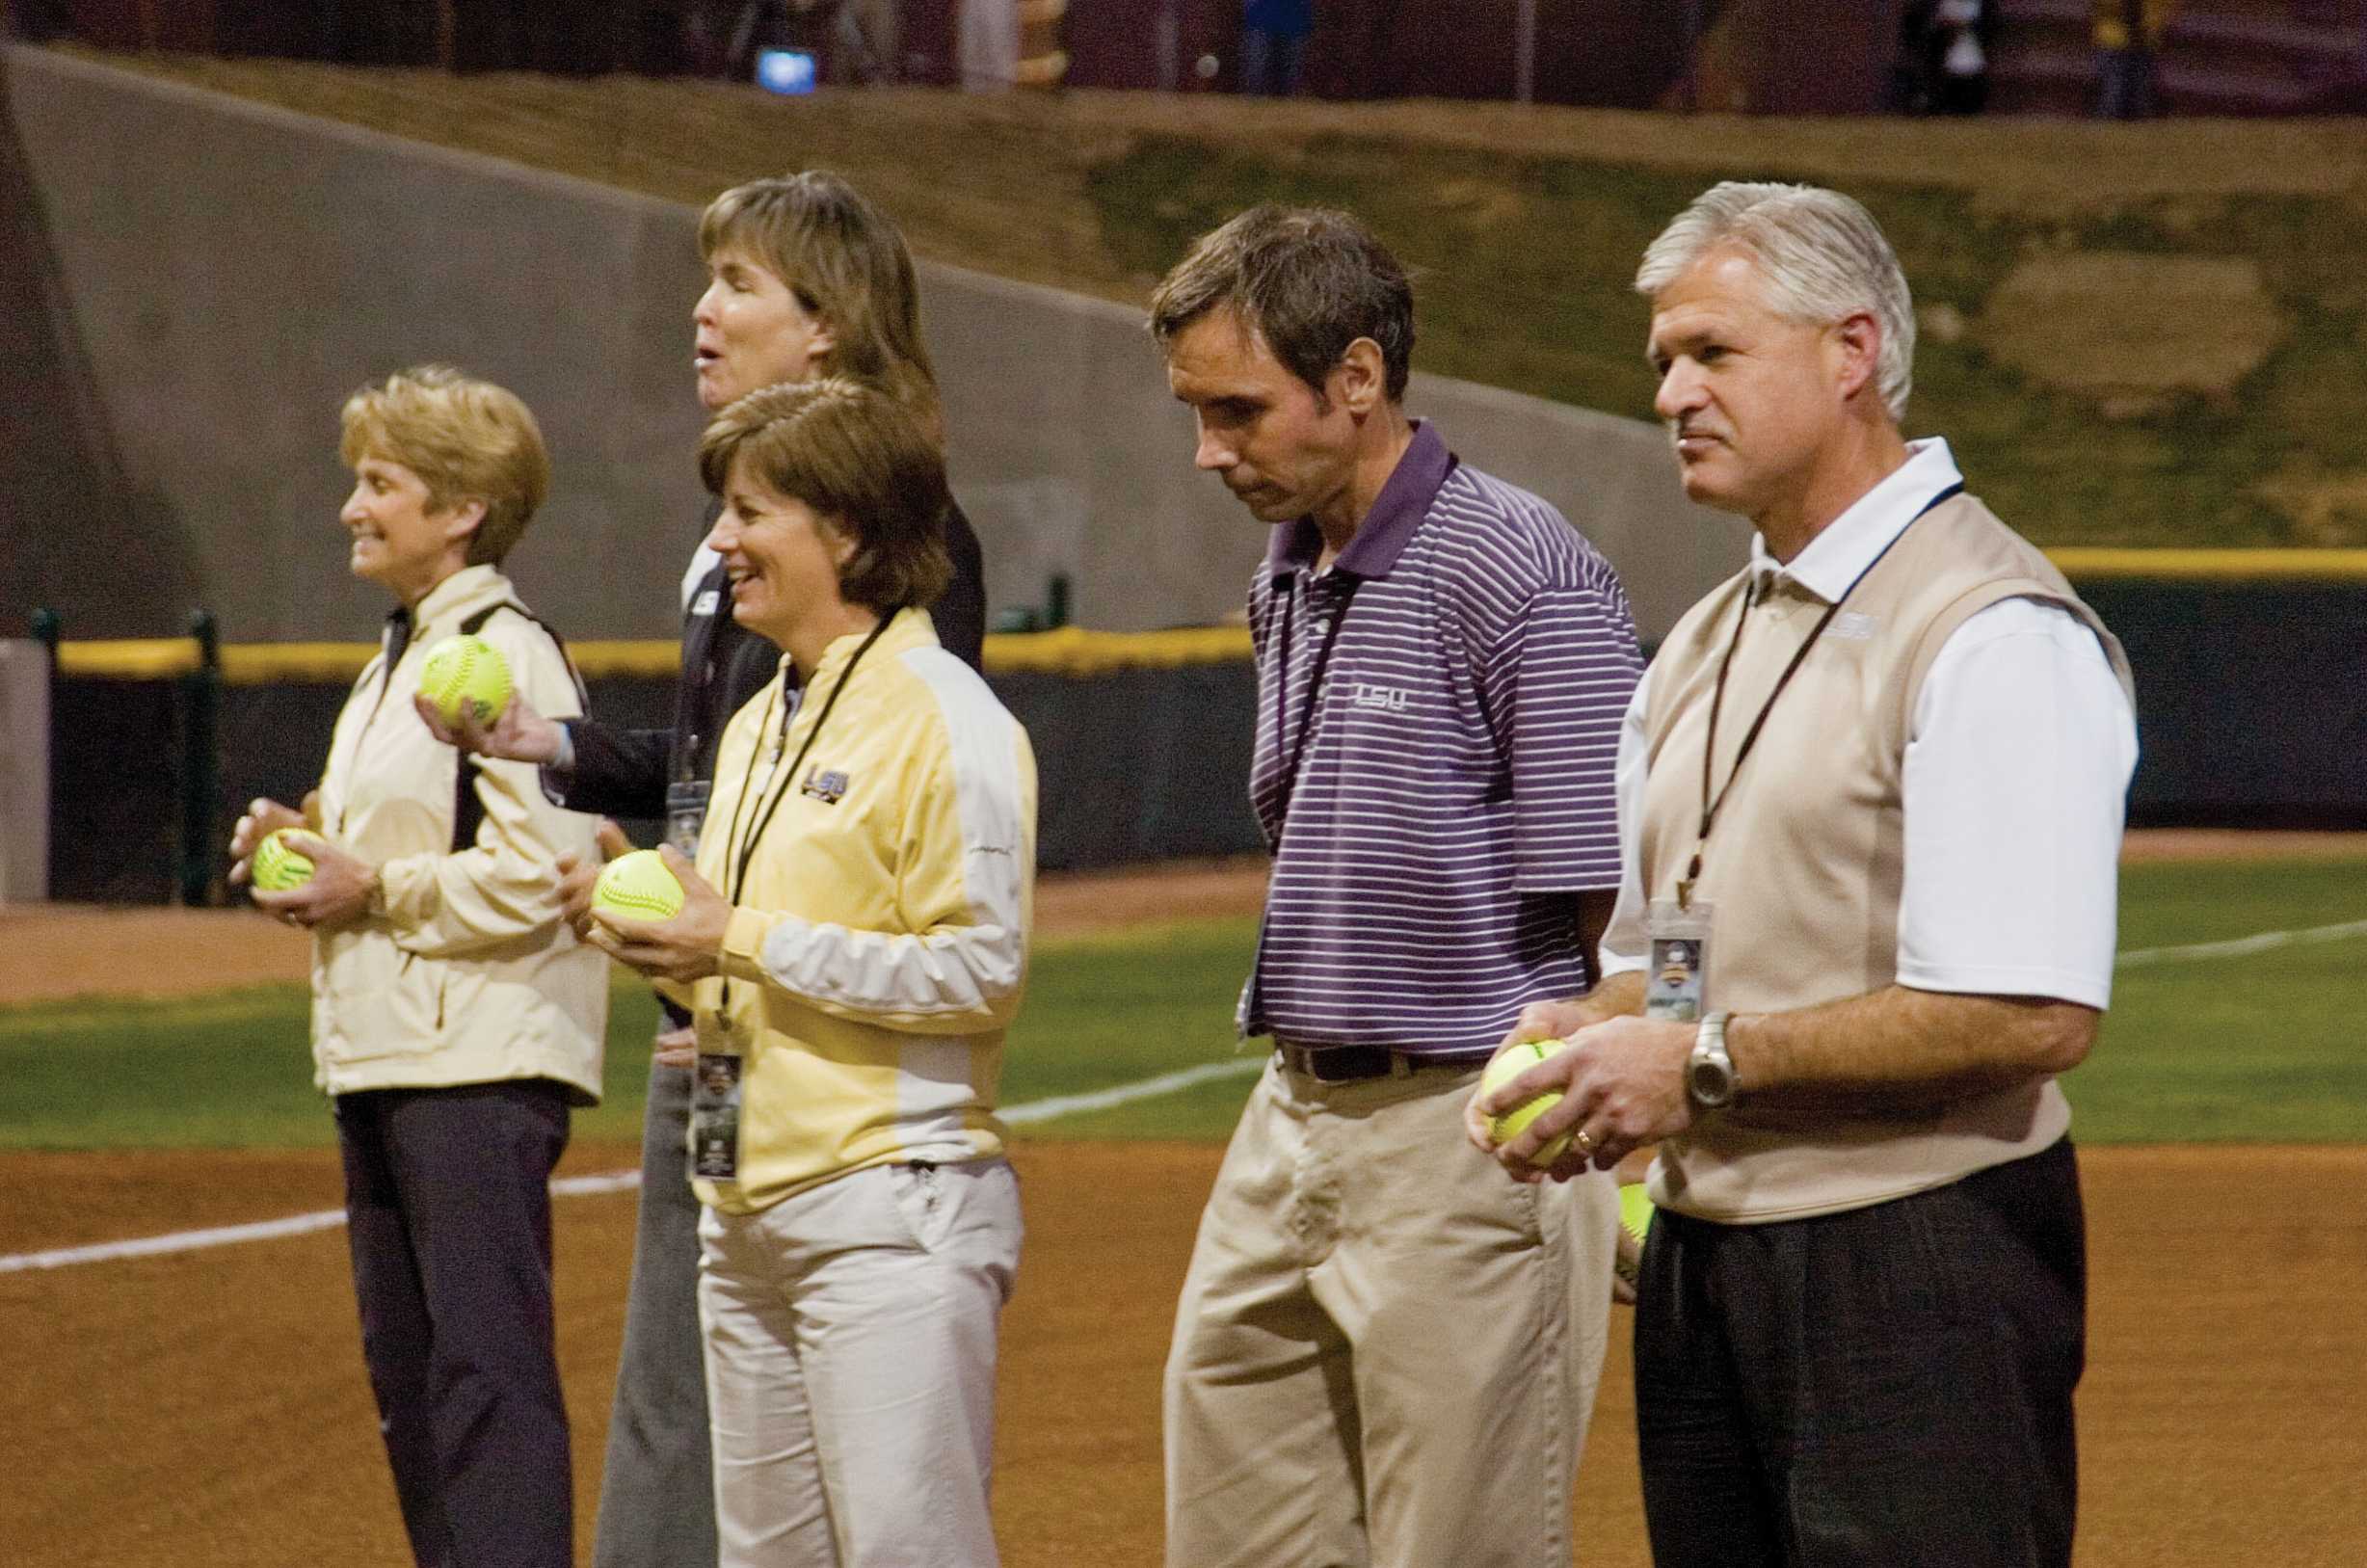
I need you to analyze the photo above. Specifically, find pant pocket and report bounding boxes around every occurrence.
[886,1160,953,1253]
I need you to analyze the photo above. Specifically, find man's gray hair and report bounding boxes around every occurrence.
[1635,182,1916,423]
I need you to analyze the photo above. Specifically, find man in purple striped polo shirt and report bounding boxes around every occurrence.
[1149,205,1644,1568]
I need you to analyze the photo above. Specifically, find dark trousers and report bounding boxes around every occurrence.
[2095,46,2159,119]
[336,1080,575,1568]
[1237,28,1308,96]
[590,1058,715,1568]
[1636,1140,2087,1568]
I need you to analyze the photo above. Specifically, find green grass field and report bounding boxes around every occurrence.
[4,857,2361,1152]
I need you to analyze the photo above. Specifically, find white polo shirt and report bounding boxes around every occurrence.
[1598,439,2140,1009]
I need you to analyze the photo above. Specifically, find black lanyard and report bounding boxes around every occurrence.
[1681,482,1961,908]
[718,609,900,911]
[1269,571,1360,834]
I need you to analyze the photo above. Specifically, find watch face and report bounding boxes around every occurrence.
[1689,1050,1735,1108]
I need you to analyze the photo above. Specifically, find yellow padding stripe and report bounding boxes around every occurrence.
[51,639,210,679]
[56,625,1259,682]
[2046,548,2367,581]
[223,643,378,681]
[981,625,1252,674]
[43,543,2362,685]
[569,640,684,678]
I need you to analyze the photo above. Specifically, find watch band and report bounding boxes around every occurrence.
[1688,1010,1737,1110]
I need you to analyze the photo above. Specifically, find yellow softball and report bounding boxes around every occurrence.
[592,849,686,922]
[1619,1182,1657,1247]
[1480,1039,1576,1167]
[1614,1182,1657,1289]
[251,828,319,892]
[417,633,513,729]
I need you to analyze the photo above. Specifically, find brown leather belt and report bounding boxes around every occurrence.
[1273,1042,1493,1084]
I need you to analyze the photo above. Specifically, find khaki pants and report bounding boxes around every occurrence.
[700,1159,1021,1568]
[1164,1058,1615,1568]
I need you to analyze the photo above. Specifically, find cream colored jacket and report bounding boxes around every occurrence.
[681,608,1037,1214]
[308,565,607,1102]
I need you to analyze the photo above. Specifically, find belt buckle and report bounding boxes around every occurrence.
[1280,1042,1385,1083]
[1314,1047,1370,1083]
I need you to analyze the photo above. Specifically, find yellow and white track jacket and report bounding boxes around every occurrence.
[309,565,606,1102]
[686,607,1036,1214]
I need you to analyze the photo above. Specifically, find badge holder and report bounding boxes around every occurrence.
[665,779,710,858]
[689,1014,743,1183]
[1644,898,1714,1023]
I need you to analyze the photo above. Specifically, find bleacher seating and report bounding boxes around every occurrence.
[1988,0,2367,114]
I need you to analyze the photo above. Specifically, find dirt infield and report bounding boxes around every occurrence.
[7,840,2366,1566]
[0,856,1278,1007]
[4,1141,2365,1567]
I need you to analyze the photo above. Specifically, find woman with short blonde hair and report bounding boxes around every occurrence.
[233,364,601,1568]
[338,363,551,567]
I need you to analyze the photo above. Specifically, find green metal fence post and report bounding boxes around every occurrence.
[180,608,222,907]
[31,609,60,902]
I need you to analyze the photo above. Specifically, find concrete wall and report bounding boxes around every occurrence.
[0,52,156,647]
[5,44,705,644]
[4,43,1744,648]
[0,642,48,903]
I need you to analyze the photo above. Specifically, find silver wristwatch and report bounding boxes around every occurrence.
[1687,1010,1738,1110]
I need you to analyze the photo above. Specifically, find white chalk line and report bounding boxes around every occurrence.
[0,1171,642,1276]
[2114,917,2367,969]
[0,1062,1265,1276]
[10,914,2363,1278]
[999,1056,1263,1125]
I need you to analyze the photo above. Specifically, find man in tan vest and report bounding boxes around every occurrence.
[1467,181,2138,1568]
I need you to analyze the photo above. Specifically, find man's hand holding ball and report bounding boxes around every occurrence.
[413,683,567,765]
[1466,984,1697,1183]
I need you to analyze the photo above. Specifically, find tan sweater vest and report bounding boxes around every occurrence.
[1640,492,2135,1223]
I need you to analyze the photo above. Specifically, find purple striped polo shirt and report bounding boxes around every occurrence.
[1240,420,1642,1056]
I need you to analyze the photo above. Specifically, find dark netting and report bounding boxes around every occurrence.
[45,662,1268,902]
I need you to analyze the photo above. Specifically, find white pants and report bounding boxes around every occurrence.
[699,1159,1022,1568]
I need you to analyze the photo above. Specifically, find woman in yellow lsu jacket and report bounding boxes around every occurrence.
[591,376,1037,1568]
[229,367,604,1568]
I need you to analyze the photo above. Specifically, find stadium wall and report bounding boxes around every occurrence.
[37,569,2367,903]
[14,46,2357,905]
[0,41,1746,653]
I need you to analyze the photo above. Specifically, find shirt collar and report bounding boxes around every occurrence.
[794,603,932,690]
[1265,420,1455,582]
[409,563,507,630]
[1747,438,1961,603]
